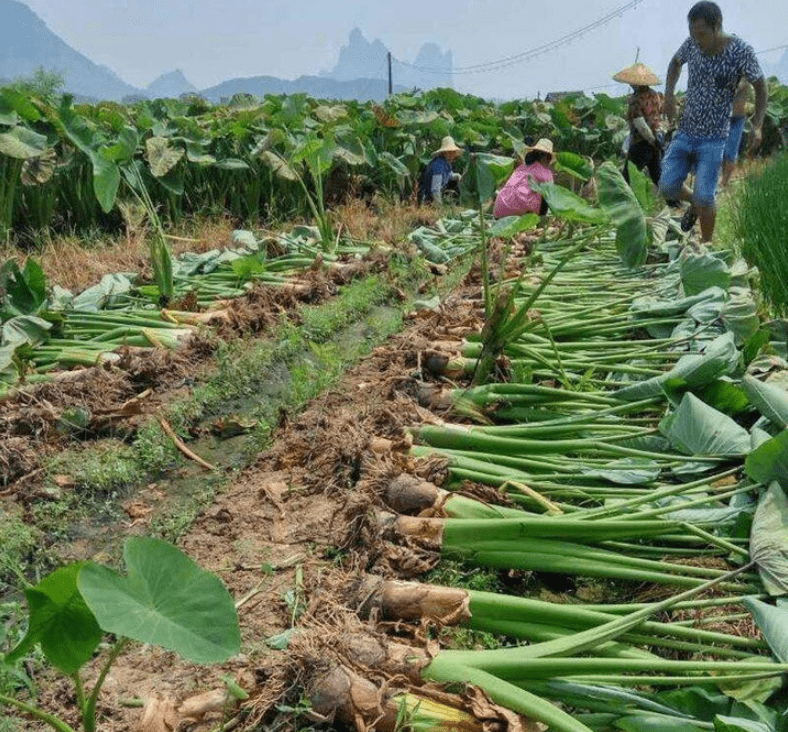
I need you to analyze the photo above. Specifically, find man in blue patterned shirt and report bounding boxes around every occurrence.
[659,1,767,243]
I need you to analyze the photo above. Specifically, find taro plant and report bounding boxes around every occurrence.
[257,129,367,253]
[50,98,175,302]
[0,537,241,732]
[0,107,53,243]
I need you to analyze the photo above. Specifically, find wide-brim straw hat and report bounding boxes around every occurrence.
[613,62,660,86]
[526,138,556,163]
[433,135,462,156]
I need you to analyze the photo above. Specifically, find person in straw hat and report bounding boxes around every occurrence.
[493,138,556,219]
[418,136,463,204]
[613,62,665,187]
[659,1,766,242]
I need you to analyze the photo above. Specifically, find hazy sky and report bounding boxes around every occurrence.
[19,0,788,98]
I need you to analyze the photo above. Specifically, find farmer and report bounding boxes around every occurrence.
[493,138,556,218]
[613,62,664,187]
[418,136,463,204]
[720,77,750,187]
[658,1,767,242]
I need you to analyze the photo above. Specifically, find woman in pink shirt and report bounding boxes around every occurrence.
[493,138,556,218]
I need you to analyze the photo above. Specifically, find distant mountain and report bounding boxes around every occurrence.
[322,28,453,91]
[324,28,389,82]
[0,2,453,104]
[201,74,408,104]
[0,0,141,100]
[396,42,453,91]
[146,69,196,99]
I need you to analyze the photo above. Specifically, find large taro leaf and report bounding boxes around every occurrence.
[476,153,515,186]
[489,214,540,239]
[145,136,185,178]
[579,458,661,484]
[0,258,47,317]
[2,315,52,349]
[4,563,102,675]
[377,151,410,182]
[293,136,334,178]
[21,148,57,185]
[595,161,647,269]
[745,430,788,491]
[530,180,608,224]
[332,134,368,167]
[748,482,788,594]
[185,140,216,165]
[723,288,760,346]
[554,152,593,182]
[743,595,788,660]
[259,150,299,182]
[71,273,135,312]
[659,392,750,457]
[687,290,727,325]
[617,715,705,732]
[460,154,496,206]
[742,374,788,429]
[102,126,139,164]
[91,150,121,213]
[0,126,49,159]
[0,87,42,123]
[714,715,775,732]
[616,332,740,402]
[313,104,347,124]
[680,252,731,296]
[624,161,658,214]
[78,537,240,664]
[696,378,751,417]
[631,288,724,319]
[58,104,121,213]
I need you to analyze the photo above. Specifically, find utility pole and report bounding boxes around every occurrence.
[387,52,393,96]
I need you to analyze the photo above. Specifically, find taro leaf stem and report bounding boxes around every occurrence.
[0,694,79,732]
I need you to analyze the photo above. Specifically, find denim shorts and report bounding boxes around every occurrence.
[659,130,726,208]
[724,116,746,162]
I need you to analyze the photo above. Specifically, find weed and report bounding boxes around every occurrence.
[426,558,503,594]
[44,442,140,498]
[132,423,181,477]
[436,625,502,651]
[0,514,38,590]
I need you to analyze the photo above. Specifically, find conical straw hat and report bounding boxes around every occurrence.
[613,62,660,86]
[526,138,556,163]
[433,136,463,156]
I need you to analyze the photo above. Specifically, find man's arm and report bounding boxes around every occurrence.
[663,55,683,127]
[748,76,768,153]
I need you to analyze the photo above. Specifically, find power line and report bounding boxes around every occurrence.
[392,0,644,76]
[356,59,389,100]
[755,43,788,55]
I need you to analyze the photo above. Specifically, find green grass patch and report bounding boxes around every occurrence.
[733,151,788,314]
[43,442,141,497]
[426,558,503,594]
[0,513,39,591]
